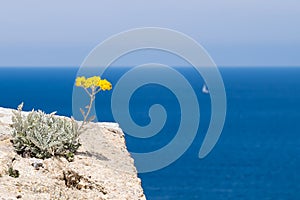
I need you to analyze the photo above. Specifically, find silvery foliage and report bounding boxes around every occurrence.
[11,103,80,160]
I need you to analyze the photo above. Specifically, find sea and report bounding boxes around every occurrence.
[0,66,299,199]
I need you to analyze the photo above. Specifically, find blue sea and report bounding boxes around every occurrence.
[0,67,299,199]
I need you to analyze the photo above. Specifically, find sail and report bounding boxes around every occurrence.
[202,84,209,94]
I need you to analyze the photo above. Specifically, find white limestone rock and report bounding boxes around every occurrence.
[0,106,146,200]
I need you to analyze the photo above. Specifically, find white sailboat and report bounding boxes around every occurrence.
[202,84,209,94]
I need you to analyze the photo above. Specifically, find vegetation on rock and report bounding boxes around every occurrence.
[10,76,112,162]
[11,103,80,161]
[8,166,19,178]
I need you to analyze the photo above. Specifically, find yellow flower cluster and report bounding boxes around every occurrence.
[75,76,112,91]
[98,79,112,91]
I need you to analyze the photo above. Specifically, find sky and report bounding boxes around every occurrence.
[0,0,299,67]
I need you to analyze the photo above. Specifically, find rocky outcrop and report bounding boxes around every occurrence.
[0,107,145,200]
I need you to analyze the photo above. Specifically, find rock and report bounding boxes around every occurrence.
[0,106,146,200]
[29,158,44,170]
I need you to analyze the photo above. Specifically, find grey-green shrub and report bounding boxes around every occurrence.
[11,103,80,161]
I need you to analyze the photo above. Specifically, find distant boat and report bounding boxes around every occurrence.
[202,84,209,94]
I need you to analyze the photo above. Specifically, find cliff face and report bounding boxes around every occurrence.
[0,107,145,200]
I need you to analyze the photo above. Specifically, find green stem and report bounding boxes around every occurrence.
[83,87,92,97]
[78,87,95,131]
[95,87,102,94]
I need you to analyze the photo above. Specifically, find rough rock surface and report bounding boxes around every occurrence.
[0,107,146,200]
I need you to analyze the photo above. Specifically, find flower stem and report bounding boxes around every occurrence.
[78,88,95,131]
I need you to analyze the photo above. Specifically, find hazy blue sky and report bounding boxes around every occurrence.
[0,0,299,67]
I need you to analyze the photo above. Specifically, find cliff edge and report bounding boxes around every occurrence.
[0,107,145,200]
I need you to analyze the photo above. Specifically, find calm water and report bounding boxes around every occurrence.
[0,67,299,199]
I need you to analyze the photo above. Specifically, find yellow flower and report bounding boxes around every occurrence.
[80,76,102,88]
[91,76,101,86]
[75,76,112,90]
[75,76,86,87]
[83,77,93,88]
[99,79,112,91]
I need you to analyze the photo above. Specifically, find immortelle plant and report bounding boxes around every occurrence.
[11,76,112,161]
[75,76,112,130]
[11,103,80,161]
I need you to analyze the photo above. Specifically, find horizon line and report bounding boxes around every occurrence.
[0,65,300,68]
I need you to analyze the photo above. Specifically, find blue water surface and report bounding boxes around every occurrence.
[0,66,299,199]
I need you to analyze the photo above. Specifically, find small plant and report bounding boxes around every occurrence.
[75,76,112,130]
[11,103,80,161]
[8,167,19,178]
